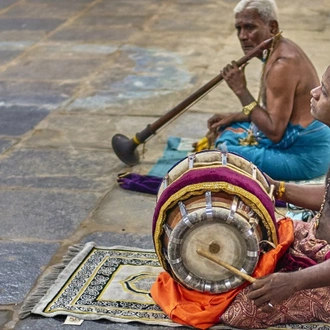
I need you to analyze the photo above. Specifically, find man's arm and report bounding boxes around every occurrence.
[248,58,297,142]
[221,58,298,143]
[272,180,325,211]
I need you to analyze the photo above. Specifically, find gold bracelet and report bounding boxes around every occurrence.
[242,101,258,116]
[276,181,286,199]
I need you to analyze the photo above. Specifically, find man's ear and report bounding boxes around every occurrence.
[269,20,279,35]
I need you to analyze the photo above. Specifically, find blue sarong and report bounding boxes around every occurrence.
[215,120,330,181]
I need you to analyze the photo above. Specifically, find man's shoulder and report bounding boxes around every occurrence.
[274,37,311,62]
[266,55,296,76]
[267,38,316,75]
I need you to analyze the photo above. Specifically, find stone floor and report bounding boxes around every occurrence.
[0,0,329,329]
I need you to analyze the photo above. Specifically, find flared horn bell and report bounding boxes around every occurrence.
[111,133,139,166]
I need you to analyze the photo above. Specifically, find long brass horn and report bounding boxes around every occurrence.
[112,36,274,166]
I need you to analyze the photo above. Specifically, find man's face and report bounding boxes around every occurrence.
[235,9,272,55]
[310,66,330,126]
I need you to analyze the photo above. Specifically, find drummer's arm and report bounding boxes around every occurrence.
[274,181,325,211]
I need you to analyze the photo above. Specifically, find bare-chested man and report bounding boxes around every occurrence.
[220,65,330,328]
[208,0,330,181]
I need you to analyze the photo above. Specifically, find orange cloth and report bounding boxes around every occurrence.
[150,218,294,330]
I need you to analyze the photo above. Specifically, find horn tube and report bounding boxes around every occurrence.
[112,36,275,166]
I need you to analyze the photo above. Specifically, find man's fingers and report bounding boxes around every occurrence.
[211,123,219,130]
[246,282,267,299]
[240,62,249,72]
[252,294,270,307]
[211,122,225,130]
[231,60,239,69]
[247,288,263,300]
[222,63,233,75]
[259,303,276,313]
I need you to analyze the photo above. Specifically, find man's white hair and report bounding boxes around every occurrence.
[234,0,278,23]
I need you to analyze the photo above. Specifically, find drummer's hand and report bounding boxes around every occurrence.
[221,61,247,95]
[247,273,296,312]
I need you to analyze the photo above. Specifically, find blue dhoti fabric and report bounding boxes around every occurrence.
[215,120,330,180]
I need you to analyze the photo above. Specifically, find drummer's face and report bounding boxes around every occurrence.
[310,66,330,126]
[235,9,273,55]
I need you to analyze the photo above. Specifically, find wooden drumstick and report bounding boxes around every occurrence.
[196,248,256,283]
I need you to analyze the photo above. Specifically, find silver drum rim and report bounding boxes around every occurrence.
[167,205,259,293]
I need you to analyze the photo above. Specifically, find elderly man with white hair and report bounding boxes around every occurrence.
[207,0,330,181]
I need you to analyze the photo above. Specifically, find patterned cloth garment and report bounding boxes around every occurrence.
[220,216,330,329]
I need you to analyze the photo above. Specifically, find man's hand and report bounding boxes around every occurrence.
[207,114,224,131]
[247,272,297,312]
[222,61,248,96]
[207,112,246,131]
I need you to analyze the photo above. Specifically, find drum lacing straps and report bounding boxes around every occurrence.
[243,227,255,241]
[250,163,275,197]
[227,196,239,223]
[163,174,169,189]
[178,201,193,228]
[251,164,257,180]
[205,191,213,220]
[247,250,259,258]
[224,279,233,291]
[188,154,196,169]
[249,217,259,231]
[268,184,275,198]
[203,282,212,292]
[218,143,228,165]
[259,240,276,250]
[163,223,172,240]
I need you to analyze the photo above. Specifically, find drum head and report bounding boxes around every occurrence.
[167,207,259,293]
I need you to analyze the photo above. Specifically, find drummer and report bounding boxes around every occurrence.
[206,0,330,181]
[150,67,330,330]
[220,64,330,328]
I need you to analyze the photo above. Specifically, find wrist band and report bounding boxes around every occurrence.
[242,101,258,116]
[276,181,286,199]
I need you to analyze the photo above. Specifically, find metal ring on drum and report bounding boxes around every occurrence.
[166,192,259,294]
